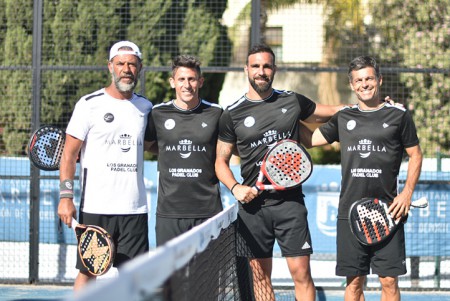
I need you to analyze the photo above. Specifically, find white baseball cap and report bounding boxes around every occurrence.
[109,41,142,60]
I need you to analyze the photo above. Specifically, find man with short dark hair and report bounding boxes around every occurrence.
[301,56,422,301]
[145,55,223,246]
[215,44,344,301]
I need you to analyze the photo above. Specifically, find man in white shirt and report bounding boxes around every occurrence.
[58,41,153,290]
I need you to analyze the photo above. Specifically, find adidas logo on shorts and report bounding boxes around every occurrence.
[302,242,311,250]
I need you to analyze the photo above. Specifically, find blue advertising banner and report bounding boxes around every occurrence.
[1,158,449,256]
[302,169,450,256]
[403,182,450,256]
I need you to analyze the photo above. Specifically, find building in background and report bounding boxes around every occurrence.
[219,2,354,107]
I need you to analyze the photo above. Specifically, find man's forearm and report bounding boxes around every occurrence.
[307,104,345,123]
[403,145,423,198]
[216,160,239,190]
[215,140,240,190]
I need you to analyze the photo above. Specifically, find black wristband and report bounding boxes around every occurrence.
[230,183,239,196]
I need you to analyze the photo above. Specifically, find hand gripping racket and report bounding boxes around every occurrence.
[349,196,428,246]
[28,125,65,171]
[72,218,115,276]
[254,139,313,191]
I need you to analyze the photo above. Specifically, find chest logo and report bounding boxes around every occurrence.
[165,139,207,159]
[165,119,176,130]
[250,130,291,149]
[347,120,356,130]
[244,116,255,127]
[347,139,387,158]
[119,134,131,152]
[202,122,207,128]
[281,108,287,114]
[104,113,114,123]
[105,133,142,152]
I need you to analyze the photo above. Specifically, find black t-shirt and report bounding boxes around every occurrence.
[319,103,419,219]
[219,89,316,205]
[145,99,223,218]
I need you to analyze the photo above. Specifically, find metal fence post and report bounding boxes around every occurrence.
[250,0,261,47]
[29,0,43,284]
[434,151,448,288]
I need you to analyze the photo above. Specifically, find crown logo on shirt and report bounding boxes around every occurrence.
[179,139,192,145]
[120,134,131,139]
[264,130,277,137]
[359,139,372,145]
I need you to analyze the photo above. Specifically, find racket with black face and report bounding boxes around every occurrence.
[349,196,428,246]
[28,125,65,171]
[254,139,313,191]
[72,218,115,276]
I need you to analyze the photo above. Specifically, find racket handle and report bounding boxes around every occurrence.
[411,196,429,208]
[71,217,79,228]
[236,186,261,205]
[254,170,267,191]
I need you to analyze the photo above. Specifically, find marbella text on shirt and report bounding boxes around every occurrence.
[347,139,387,153]
[250,131,291,149]
[105,137,143,146]
[165,144,206,152]
[164,139,207,153]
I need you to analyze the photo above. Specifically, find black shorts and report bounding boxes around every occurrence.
[336,219,407,277]
[237,198,313,258]
[76,212,149,272]
[155,216,209,246]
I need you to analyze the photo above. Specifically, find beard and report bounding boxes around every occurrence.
[248,75,273,94]
[112,72,137,93]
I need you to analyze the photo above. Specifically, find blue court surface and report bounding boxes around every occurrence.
[276,288,450,301]
[0,285,71,301]
[1,285,450,301]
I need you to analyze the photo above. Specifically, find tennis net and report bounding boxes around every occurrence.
[68,203,254,301]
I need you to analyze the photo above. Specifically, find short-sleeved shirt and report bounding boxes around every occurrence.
[66,88,153,214]
[145,99,223,218]
[218,89,316,205]
[319,103,419,219]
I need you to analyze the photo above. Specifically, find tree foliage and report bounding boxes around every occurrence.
[257,0,449,162]
[0,0,231,155]
[370,0,450,156]
[0,0,34,155]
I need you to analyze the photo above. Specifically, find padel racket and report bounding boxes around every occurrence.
[28,125,65,171]
[72,218,115,276]
[254,139,313,191]
[349,196,428,246]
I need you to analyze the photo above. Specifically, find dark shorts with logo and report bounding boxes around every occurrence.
[237,197,313,258]
[76,212,149,272]
[155,216,209,246]
[336,218,406,277]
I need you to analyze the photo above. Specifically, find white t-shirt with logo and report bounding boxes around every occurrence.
[66,88,153,214]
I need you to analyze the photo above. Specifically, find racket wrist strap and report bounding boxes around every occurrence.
[60,179,74,199]
[230,183,239,196]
